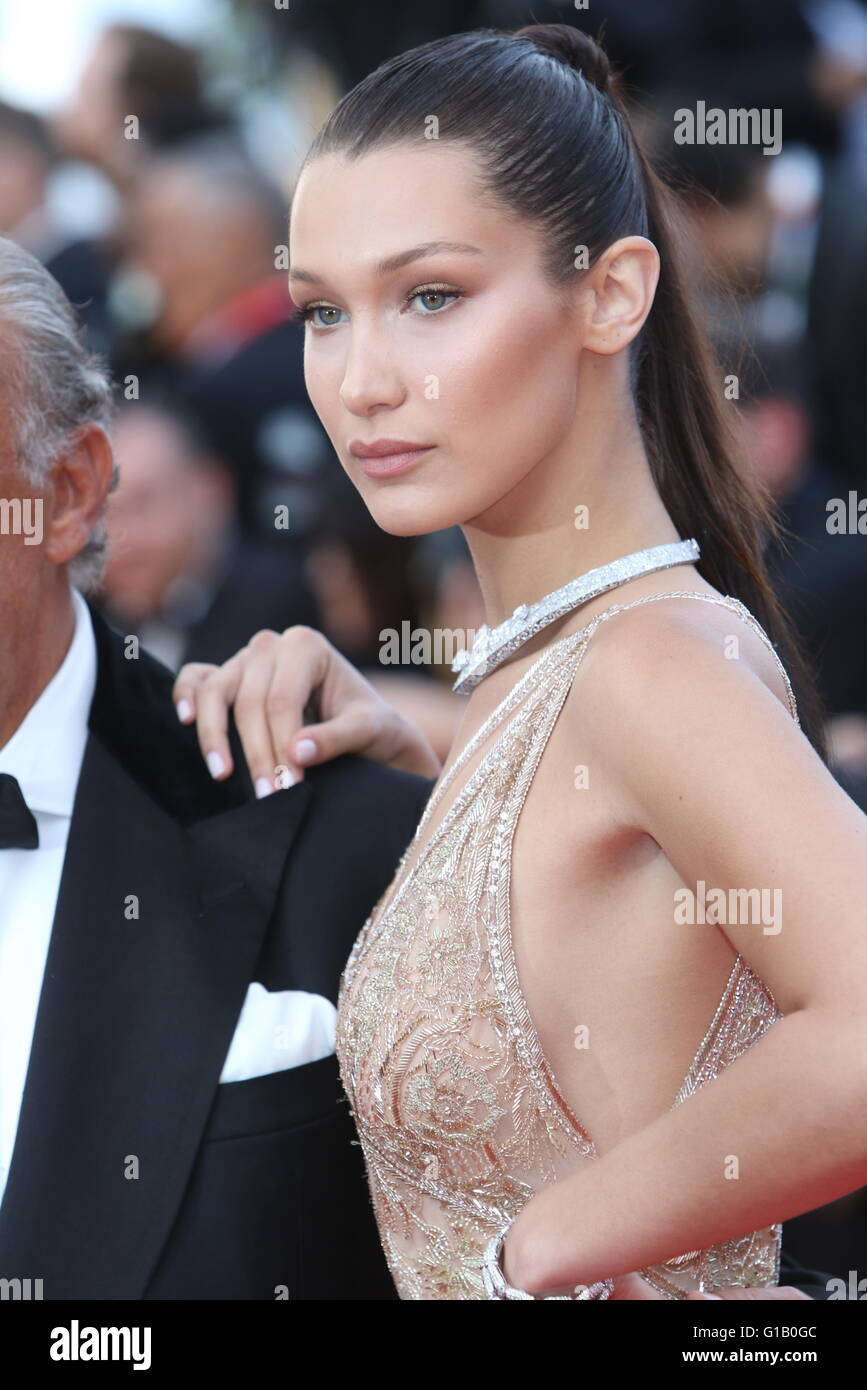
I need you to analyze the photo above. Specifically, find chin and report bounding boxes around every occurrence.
[363,488,472,539]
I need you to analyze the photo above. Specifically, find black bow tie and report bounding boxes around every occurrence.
[0,773,39,850]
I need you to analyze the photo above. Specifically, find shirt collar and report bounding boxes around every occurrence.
[0,587,97,819]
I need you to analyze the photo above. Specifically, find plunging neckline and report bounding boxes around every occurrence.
[355,590,783,1161]
[336,588,791,1300]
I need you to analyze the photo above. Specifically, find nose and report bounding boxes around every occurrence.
[338,322,407,417]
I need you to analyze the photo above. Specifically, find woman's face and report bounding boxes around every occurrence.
[289,142,588,536]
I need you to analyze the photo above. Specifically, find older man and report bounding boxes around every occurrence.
[0,237,831,1301]
[0,235,435,1299]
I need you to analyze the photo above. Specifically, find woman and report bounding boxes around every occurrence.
[174,25,867,1298]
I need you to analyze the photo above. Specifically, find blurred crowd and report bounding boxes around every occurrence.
[2,0,866,1281]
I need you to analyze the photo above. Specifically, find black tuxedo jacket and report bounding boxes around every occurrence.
[0,603,831,1300]
[0,603,430,1299]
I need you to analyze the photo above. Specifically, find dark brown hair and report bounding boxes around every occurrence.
[107,24,216,146]
[304,23,827,757]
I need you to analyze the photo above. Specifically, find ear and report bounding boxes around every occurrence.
[580,236,660,357]
[43,423,116,569]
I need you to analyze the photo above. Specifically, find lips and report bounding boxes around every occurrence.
[348,439,435,479]
[349,438,432,458]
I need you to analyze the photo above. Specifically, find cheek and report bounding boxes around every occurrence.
[444,310,573,436]
[429,306,578,500]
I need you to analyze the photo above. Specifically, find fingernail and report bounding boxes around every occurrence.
[295,738,317,765]
[206,751,226,779]
[695,1292,721,1300]
[255,777,274,799]
[177,699,192,722]
[274,764,299,788]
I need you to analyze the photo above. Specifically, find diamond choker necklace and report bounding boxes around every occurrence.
[451,538,701,694]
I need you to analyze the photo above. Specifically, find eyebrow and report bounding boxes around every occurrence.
[288,240,484,285]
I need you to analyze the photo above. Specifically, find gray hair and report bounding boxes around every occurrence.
[0,235,117,591]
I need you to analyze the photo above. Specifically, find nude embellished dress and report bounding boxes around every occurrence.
[335,591,799,1299]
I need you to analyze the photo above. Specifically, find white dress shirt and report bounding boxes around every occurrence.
[0,587,96,1207]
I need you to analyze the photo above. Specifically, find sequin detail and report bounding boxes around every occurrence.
[336,592,798,1299]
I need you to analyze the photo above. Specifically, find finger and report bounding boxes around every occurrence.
[194,656,245,780]
[173,663,218,724]
[258,627,331,776]
[232,635,290,795]
[686,1286,812,1301]
[288,704,384,769]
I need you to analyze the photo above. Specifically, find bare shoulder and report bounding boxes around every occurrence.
[573,591,797,725]
[559,590,811,827]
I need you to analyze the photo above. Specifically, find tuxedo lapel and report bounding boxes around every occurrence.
[0,607,312,1297]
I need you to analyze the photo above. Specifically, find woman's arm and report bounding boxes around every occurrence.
[503,601,867,1296]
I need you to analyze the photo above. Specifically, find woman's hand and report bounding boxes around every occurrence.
[173,626,441,792]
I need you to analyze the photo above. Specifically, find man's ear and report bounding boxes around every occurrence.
[44,423,115,568]
[579,235,660,358]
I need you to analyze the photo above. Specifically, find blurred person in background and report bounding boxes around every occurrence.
[0,98,112,351]
[53,23,237,194]
[807,147,867,493]
[97,398,319,670]
[113,152,331,543]
[736,350,867,804]
[484,0,851,151]
[242,0,485,94]
[662,142,775,331]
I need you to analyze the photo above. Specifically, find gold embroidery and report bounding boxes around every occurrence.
[336,593,797,1299]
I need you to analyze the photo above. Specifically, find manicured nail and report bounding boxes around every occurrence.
[255,777,274,799]
[694,1292,721,1300]
[275,765,298,788]
[206,751,226,778]
[177,699,192,722]
[295,738,317,765]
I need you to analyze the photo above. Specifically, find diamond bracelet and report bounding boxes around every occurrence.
[481,1216,615,1300]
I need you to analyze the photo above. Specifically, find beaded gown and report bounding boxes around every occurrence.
[335,589,799,1299]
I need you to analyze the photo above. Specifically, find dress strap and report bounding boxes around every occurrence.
[412,629,587,844]
[579,590,800,725]
[414,589,798,848]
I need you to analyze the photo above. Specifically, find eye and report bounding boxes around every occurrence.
[408,285,462,315]
[290,303,347,329]
[291,284,462,330]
